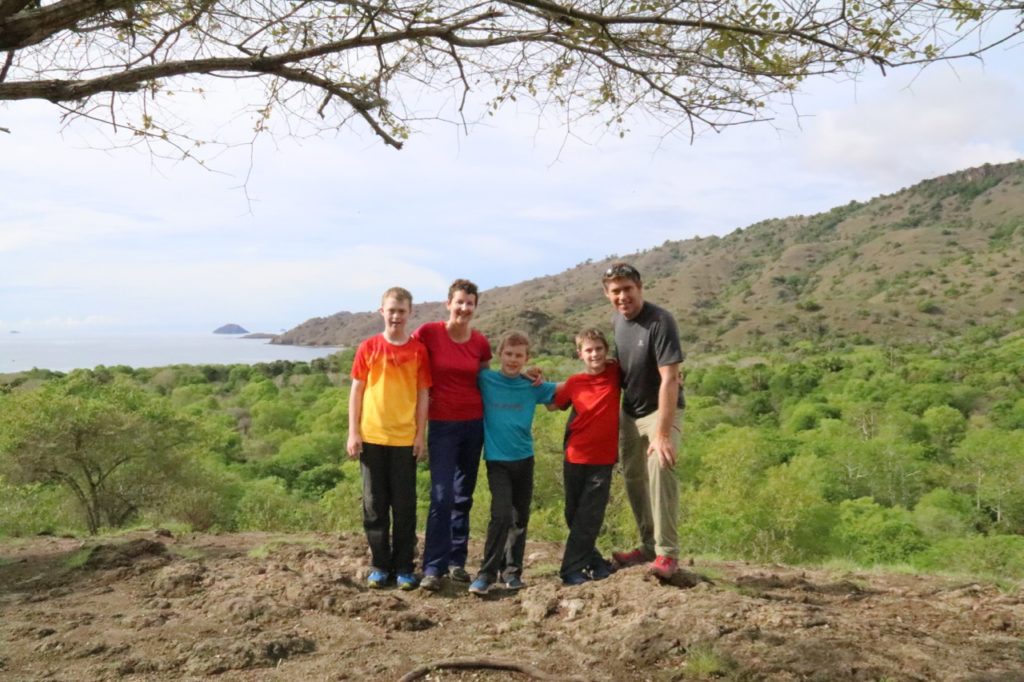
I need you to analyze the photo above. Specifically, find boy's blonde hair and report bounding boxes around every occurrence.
[381,286,413,307]
[497,329,531,355]
[575,327,609,351]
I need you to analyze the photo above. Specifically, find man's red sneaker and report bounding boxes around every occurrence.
[648,555,678,580]
[611,549,648,568]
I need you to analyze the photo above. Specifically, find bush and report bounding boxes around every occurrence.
[234,478,320,531]
[913,535,1024,579]
[834,497,927,565]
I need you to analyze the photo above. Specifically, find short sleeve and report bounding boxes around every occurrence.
[535,381,557,405]
[351,339,371,381]
[652,315,684,368]
[553,377,574,409]
[416,345,432,389]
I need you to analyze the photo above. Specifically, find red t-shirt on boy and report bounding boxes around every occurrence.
[553,362,621,466]
[412,321,492,421]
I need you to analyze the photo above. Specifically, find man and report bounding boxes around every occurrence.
[602,262,684,580]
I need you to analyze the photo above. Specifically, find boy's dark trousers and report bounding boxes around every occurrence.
[560,461,614,577]
[360,443,417,575]
[478,457,534,581]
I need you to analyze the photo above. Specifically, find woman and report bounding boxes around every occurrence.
[413,279,491,591]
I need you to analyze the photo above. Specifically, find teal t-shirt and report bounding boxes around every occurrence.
[478,369,556,461]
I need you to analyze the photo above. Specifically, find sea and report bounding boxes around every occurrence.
[0,332,339,373]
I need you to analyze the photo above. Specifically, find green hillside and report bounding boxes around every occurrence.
[275,161,1024,353]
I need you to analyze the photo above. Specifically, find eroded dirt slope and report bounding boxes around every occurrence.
[1,531,1022,681]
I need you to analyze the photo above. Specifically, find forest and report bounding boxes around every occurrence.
[4,323,1023,581]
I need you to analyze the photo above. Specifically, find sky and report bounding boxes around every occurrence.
[2,33,1023,335]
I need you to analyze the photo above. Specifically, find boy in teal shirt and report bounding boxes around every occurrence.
[469,330,556,595]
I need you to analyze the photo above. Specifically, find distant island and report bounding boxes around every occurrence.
[242,333,277,340]
[213,324,249,334]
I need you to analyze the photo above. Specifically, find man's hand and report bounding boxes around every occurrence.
[648,432,677,468]
[413,435,427,462]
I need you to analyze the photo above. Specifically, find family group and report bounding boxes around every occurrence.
[345,263,685,594]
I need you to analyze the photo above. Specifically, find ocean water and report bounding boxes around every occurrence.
[0,332,338,373]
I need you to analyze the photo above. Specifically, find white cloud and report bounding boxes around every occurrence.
[803,67,1023,187]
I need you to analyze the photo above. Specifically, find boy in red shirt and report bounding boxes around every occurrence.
[347,287,431,590]
[552,328,620,585]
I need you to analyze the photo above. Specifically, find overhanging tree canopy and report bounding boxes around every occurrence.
[1,0,1021,151]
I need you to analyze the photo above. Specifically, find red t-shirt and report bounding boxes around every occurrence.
[553,362,621,465]
[412,321,492,421]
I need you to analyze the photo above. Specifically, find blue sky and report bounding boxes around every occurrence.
[2,42,1023,335]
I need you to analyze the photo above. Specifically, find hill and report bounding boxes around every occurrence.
[2,531,1022,681]
[274,161,1024,353]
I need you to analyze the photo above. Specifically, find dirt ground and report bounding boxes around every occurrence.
[1,531,1022,681]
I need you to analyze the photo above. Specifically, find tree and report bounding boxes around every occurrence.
[0,378,204,533]
[1,0,1020,153]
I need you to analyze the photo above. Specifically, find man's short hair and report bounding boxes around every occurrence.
[575,328,609,351]
[601,262,642,287]
[381,286,413,306]
[448,278,479,304]
[497,329,531,355]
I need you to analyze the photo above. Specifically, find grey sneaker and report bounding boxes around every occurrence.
[419,574,443,592]
[503,575,525,591]
[448,566,471,582]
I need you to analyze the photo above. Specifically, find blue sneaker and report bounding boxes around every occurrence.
[468,576,492,596]
[367,569,389,589]
[503,575,525,591]
[562,571,590,586]
[396,573,418,591]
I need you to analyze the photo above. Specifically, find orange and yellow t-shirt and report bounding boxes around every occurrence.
[351,334,432,446]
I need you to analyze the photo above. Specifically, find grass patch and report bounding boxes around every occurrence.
[685,643,737,679]
[64,548,92,569]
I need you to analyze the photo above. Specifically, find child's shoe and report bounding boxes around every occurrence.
[396,573,418,591]
[366,569,389,589]
[503,575,525,591]
[448,566,471,583]
[419,574,443,592]
[589,558,615,580]
[561,571,590,586]
[648,555,679,580]
[468,576,492,596]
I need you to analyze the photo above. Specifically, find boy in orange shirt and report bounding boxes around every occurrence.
[552,328,621,585]
[347,287,431,590]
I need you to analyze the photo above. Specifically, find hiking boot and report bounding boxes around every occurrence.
[561,571,590,586]
[589,558,615,580]
[648,555,678,580]
[419,574,443,592]
[611,548,648,568]
[396,573,418,591]
[366,569,389,589]
[468,576,492,596]
[448,566,471,583]
[503,575,525,591]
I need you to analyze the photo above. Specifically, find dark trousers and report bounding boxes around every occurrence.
[422,419,484,576]
[360,443,418,574]
[478,457,534,582]
[560,462,613,578]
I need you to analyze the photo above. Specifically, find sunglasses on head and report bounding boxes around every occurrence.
[603,264,641,280]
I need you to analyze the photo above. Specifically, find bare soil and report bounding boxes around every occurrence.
[1,531,1022,681]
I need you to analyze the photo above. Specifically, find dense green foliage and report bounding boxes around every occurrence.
[2,335,1023,580]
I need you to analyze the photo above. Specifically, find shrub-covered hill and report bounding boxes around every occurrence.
[274,160,1024,354]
